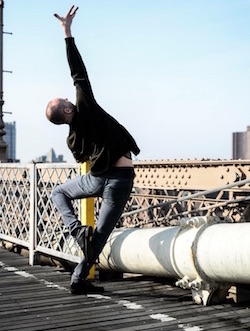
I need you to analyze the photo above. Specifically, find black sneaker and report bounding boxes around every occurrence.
[75,226,93,262]
[70,279,105,295]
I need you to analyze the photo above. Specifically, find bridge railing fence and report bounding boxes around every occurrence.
[0,162,249,265]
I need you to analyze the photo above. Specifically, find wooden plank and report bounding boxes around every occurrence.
[1,247,250,331]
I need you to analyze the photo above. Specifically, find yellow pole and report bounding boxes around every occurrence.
[80,161,95,279]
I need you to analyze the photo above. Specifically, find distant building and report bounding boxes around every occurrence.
[232,126,250,159]
[33,148,65,163]
[4,121,18,162]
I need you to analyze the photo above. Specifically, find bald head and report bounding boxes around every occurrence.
[46,98,75,125]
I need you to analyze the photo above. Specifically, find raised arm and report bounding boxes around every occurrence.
[54,6,95,103]
[54,5,78,38]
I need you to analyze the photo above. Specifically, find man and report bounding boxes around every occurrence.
[46,5,140,295]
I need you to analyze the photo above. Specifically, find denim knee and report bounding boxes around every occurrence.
[51,185,60,203]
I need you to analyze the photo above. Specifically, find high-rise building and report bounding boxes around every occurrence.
[232,126,250,159]
[4,121,17,161]
[33,148,65,163]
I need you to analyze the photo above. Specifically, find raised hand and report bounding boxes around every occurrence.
[54,5,79,38]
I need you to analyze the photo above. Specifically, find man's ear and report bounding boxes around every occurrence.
[64,108,73,114]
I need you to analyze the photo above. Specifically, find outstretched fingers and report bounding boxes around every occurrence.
[68,5,79,16]
[54,5,79,22]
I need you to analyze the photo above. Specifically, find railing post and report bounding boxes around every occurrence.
[80,161,95,279]
[29,163,36,265]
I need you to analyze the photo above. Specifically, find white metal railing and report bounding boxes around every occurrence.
[0,163,32,247]
[0,163,82,265]
[0,162,249,266]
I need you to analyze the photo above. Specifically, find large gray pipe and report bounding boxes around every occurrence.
[99,217,250,303]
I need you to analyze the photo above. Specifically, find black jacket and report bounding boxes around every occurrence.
[65,37,140,176]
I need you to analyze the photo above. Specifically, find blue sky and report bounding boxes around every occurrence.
[3,0,250,162]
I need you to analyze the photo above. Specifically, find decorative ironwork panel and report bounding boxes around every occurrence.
[35,164,81,259]
[0,164,31,246]
[119,162,250,228]
[133,160,250,190]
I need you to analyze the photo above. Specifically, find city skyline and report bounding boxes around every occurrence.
[5,120,250,163]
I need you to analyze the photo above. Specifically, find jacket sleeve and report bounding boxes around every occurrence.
[65,37,95,102]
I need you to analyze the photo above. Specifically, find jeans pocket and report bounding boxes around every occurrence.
[81,173,105,196]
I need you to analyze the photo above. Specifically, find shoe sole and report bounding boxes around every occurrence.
[70,288,86,295]
[70,281,104,295]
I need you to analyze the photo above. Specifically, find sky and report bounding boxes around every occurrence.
[3,0,250,163]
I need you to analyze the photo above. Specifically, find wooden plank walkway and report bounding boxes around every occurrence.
[0,247,250,331]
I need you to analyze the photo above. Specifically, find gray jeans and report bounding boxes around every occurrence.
[52,167,135,283]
